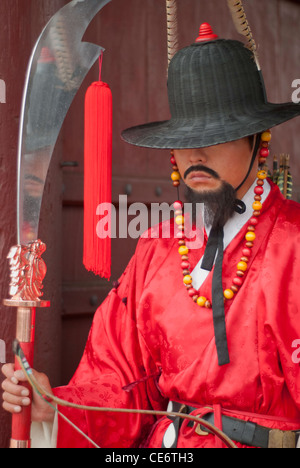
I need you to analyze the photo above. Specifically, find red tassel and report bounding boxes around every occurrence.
[83,79,112,279]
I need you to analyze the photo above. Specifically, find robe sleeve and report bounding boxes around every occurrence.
[53,250,166,448]
[259,201,300,417]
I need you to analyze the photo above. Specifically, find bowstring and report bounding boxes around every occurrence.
[16,354,100,448]
[15,347,237,449]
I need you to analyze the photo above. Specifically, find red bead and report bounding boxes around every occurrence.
[173,201,183,210]
[253,210,261,217]
[233,277,243,287]
[242,248,252,257]
[170,156,176,165]
[254,186,264,195]
[260,148,269,158]
[181,260,190,270]
[188,288,197,297]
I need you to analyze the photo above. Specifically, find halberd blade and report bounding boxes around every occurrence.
[17,0,112,245]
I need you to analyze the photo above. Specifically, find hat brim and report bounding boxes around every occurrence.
[121,101,300,149]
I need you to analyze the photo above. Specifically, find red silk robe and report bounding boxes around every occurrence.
[54,182,300,448]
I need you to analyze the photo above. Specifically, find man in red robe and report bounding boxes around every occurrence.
[2,26,300,448]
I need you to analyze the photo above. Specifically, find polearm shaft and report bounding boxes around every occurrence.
[4,240,50,447]
[7,305,37,448]
[4,242,50,448]
[7,301,49,448]
[3,0,112,448]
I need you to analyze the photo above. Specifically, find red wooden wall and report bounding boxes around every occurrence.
[0,0,299,447]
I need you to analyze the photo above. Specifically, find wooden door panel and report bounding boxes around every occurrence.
[59,0,300,383]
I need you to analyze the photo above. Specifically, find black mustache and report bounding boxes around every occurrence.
[184,165,220,181]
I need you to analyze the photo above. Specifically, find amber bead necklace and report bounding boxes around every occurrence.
[170,131,271,309]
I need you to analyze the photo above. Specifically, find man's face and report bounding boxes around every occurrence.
[173,137,256,199]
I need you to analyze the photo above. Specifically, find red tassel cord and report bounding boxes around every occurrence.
[83,56,112,279]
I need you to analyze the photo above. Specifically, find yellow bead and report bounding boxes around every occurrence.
[178,245,189,256]
[237,261,248,272]
[171,171,181,181]
[183,275,193,285]
[175,215,185,226]
[257,170,267,180]
[197,296,207,307]
[224,289,234,300]
[252,201,262,211]
[261,131,272,142]
[245,231,256,242]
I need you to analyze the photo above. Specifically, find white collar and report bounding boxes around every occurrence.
[191,179,271,290]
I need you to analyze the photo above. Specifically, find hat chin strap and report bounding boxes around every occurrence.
[233,134,260,215]
[234,134,260,194]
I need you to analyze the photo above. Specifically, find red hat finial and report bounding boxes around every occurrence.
[195,23,218,43]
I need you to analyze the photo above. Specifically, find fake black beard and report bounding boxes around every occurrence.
[184,181,237,230]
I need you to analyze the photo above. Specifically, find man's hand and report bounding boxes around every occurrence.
[1,364,55,424]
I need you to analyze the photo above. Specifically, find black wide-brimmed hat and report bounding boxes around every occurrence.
[122,28,300,149]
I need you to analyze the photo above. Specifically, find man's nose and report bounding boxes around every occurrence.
[188,148,208,164]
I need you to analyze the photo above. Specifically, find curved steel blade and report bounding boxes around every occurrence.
[17,0,112,245]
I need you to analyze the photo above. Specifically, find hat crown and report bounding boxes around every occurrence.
[121,29,300,149]
[167,39,265,122]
